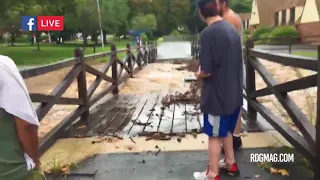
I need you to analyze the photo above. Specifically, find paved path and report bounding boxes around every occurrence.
[63,148,310,180]
[255,44,317,54]
[157,42,191,60]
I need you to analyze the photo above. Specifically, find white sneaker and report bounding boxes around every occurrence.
[193,171,208,180]
[218,158,227,168]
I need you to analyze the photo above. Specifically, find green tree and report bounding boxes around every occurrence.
[131,14,157,31]
[128,0,153,20]
[229,0,252,13]
[152,0,190,35]
[24,3,49,49]
[1,4,26,46]
[64,0,99,46]
[100,0,130,43]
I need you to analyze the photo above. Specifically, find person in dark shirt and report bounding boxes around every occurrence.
[193,0,243,179]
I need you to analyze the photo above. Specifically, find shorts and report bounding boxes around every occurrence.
[202,107,241,137]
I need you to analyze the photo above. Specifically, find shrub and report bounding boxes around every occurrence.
[170,30,180,37]
[243,29,250,35]
[40,34,49,41]
[15,36,29,43]
[255,32,272,44]
[157,37,164,42]
[141,33,148,41]
[251,27,273,40]
[268,26,300,44]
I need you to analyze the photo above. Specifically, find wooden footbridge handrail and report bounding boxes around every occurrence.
[20,42,158,153]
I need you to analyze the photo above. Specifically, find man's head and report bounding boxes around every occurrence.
[217,0,229,16]
[197,0,220,22]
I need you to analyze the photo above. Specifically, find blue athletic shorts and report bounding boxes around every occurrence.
[202,107,241,137]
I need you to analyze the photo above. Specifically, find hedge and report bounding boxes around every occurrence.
[253,26,300,44]
[170,30,180,37]
[251,27,273,39]
[268,26,300,44]
[141,33,148,41]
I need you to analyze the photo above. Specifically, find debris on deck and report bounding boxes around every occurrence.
[175,59,199,72]
[161,81,202,106]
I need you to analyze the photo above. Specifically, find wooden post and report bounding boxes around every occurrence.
[154,42,157,62]
[150,42,153,63]
[245,39,257,121]
[147,42,151,63]
[127,43,133,78]
[142,41,147,64]
[153,42,156,62]
[191,41,194,57]
[315,45,320,180]
[196,43,200,59]
[111,44,119,94]
[288,38,292,54]
[137,42,142,69]
[74,48,89,120]
[155,42,158,58]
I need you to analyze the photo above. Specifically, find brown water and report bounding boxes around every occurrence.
[119,63,192,95]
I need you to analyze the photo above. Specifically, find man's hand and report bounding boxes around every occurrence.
[195,70,211,80]
[195,71,202,80]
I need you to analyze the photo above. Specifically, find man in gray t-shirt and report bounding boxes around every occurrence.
[193,0,242,179]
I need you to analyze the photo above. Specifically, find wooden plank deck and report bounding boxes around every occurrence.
[66,89,273,138]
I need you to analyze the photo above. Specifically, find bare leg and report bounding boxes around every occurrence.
[208,137,222,176]
[222,132,236,166]
[234,110,242,135]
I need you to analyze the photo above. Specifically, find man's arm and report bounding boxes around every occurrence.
[197,31,214,79]
[14,116,40,167]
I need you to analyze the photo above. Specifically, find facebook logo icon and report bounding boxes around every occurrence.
[21,16,37,31]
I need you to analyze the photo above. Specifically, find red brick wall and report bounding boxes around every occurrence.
[296,22,320,43]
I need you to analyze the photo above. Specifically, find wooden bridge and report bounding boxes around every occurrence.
[20,39,320,179]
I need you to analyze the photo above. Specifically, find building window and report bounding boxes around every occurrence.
[243,21,246,29]
[247,19,249,29]
[281,9,286,25]
[290,7,295,25]
[274,11,279,26]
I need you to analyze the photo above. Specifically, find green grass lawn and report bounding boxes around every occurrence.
[0,40,131,66]
[293,51,318,58]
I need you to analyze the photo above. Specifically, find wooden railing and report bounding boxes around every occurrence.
[20,42,157,153]
[191,40,320,178]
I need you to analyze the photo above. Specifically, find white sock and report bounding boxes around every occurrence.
[233,134,240,137]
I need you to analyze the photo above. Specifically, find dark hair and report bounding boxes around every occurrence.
[219,0,229,6]
[198,0,219,18]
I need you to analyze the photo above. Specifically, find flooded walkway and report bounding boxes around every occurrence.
[157,42,191,60]
[64,63,273,138]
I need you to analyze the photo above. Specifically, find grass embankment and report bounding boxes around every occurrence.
[293,51,318,58]
[0,40,131,65]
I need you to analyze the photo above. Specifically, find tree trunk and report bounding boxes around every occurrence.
[36,31,41,50]
[48,31,51,43]
[83,32,88,47]
[103,30,107,44]
[10,32,14,46]
[93,32,98,53]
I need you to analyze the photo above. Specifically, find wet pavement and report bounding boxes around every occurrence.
[254,44,316,54]
[157,42,192,60]
[47,148,312,180]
